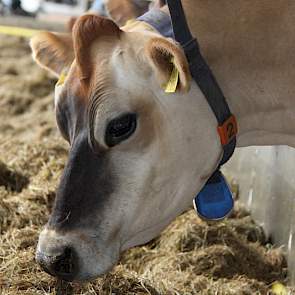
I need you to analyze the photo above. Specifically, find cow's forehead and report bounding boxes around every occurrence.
[54,31,154,145]
[59,28,149,108]
[58,50,112,104]
[55,53,115,143]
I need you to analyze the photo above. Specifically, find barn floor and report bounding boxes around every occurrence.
[0,34,294,295]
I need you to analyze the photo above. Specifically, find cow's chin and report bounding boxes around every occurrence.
[69,263,116,282]
[36,228,120,282]
[67,244,120,282]
[121,214,180,252]
[71,259,118,282]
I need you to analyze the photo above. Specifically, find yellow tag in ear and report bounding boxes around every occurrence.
[164,58,179,93]
[56,70,67,86]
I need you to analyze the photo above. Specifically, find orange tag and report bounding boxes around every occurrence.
[217,115,238,145]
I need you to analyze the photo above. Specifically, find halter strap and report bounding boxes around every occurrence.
[166,0,237,167]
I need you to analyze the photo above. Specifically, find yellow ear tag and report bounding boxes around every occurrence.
[164,58,179,93]
[56,71,67,86]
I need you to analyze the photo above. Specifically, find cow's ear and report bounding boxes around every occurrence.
[30,32,74,77]
[145,37,191,92]
[72,14,121,80]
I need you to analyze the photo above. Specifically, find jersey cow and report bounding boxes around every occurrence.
[30,0,295,282]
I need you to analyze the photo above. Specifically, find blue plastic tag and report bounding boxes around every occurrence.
[193,171,234,221]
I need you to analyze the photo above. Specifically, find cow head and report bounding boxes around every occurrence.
[30,15,222,281]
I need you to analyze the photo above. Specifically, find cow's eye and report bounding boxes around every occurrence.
[105,113,137,147]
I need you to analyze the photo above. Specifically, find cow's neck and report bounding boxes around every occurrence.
[220,83,295,148]
[136,2,295,148]
[182,0,295,148]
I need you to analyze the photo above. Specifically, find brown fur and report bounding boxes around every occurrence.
[106,0,149,26]
[72,14,121,82]
[30,32,74,77]
[105,0,166,26]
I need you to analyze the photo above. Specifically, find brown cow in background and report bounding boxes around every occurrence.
[68,0,165,30]
[106,0,165,25]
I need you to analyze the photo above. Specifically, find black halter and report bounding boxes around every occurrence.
[138,1,238,220]
[166,0,237,168]
[165,0,238,220]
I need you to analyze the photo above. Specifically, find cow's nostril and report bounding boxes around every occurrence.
[36,247,77,281]
[53,247,74,275]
